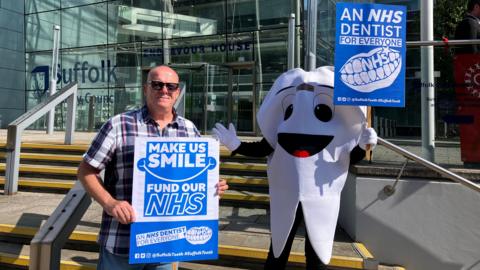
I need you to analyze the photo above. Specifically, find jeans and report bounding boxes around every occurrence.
[97,246,178,270]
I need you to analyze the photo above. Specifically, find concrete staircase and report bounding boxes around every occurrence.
[0,142,404,270]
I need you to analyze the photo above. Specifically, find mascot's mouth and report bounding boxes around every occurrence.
[278,133,334,158]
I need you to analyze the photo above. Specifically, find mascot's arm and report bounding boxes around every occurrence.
[232,137,274,157]
[350,146,366,164]
[213,123,273,157]
[351,126,378,164]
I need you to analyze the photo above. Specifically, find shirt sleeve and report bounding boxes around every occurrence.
[83,119,117,171]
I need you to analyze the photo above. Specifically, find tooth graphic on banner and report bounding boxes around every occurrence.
[339,47,402,93]
[186,227,213,245]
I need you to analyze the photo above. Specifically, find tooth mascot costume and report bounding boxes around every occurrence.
[213,66,377,269]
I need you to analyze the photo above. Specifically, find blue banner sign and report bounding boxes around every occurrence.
[130,137,219,264]
[334,3,406,107]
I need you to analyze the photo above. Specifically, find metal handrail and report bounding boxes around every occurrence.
[406,39,480,47]
[4,82,78,195]
[378,138,480,193]
[29,182,91,270]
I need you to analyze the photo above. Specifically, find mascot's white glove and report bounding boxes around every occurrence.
[212,123,241,151]
[359,125,378,150]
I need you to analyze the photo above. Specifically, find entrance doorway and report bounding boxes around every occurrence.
[142,61,257,135]
[204,61,256,135]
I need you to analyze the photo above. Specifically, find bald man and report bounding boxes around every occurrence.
[78,66,228,270]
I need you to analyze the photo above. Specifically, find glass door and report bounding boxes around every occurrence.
[205,64,230,133]
[227,62,256,135]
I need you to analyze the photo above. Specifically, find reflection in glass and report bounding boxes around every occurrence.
[76,88,111,131]
[205,65,230,133]
[26,11,60,52]
[60,3,107,48]
[62,3,108,48]
[231,67,255,133]
[254,29,289,88]
[168,35,228,65]
[25,0,59,14]
[108,0,166,43]
[108,43,142,88]
[60,46,109,89]
[226,0,291,33]
[26,52,54,94]
[167,0,225,38]
[227,33,254,63]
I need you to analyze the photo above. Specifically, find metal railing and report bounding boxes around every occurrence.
[378,138,480,193]
[4,82,78,195]
[29,182,91,270]
[406,39,480,47]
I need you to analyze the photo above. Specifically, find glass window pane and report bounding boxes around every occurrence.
[75,88,112,131]
[25,10,60,52]
[111,87,143,115]
[108,43,143,88]
[62,0,105,9]
[60,46,109,89]
[108,0,173,43]
[227,33,254,63]
[62,3,108,48]
[142,41,164,67]
[168,35,227,64]
[25,51,56,95]
[254,29,289,87]
[25,0,59,14]
[227,0,291,33]
[165,0,225,39]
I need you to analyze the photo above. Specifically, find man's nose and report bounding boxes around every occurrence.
[159,85,170,94]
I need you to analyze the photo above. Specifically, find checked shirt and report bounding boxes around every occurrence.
[83,105,200,255]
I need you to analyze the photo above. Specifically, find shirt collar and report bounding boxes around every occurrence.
[141,105,179,128]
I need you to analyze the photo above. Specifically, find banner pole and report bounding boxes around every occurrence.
[366,107,372,162]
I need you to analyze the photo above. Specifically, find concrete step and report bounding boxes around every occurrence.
[0,161,267,177]
[0,242,265,270]
[0,224,371,270]
[0,175,269,191]
[0,242,405,270]
[0,152,83,165]
[0,143,261,162]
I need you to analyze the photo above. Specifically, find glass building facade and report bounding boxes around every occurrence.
[6,0,473,156]
[24,0,301,134]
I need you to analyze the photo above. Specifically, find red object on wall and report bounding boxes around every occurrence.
[454,54,480,163]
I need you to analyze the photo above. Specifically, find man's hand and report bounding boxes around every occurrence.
[216,179,229,197]
[104,199,136,224]
[212,123,241,151]
[359,125,378,150]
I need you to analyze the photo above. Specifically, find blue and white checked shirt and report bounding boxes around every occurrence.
[83,105,200,255]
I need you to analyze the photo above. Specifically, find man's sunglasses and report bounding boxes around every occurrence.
[147,81,179,91]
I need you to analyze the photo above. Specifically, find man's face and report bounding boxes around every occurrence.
[473,4,480,18]
[144,67,180,112]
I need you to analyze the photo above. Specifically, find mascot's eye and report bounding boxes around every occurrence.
[284,104,293,120]
[315,104,332,122]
